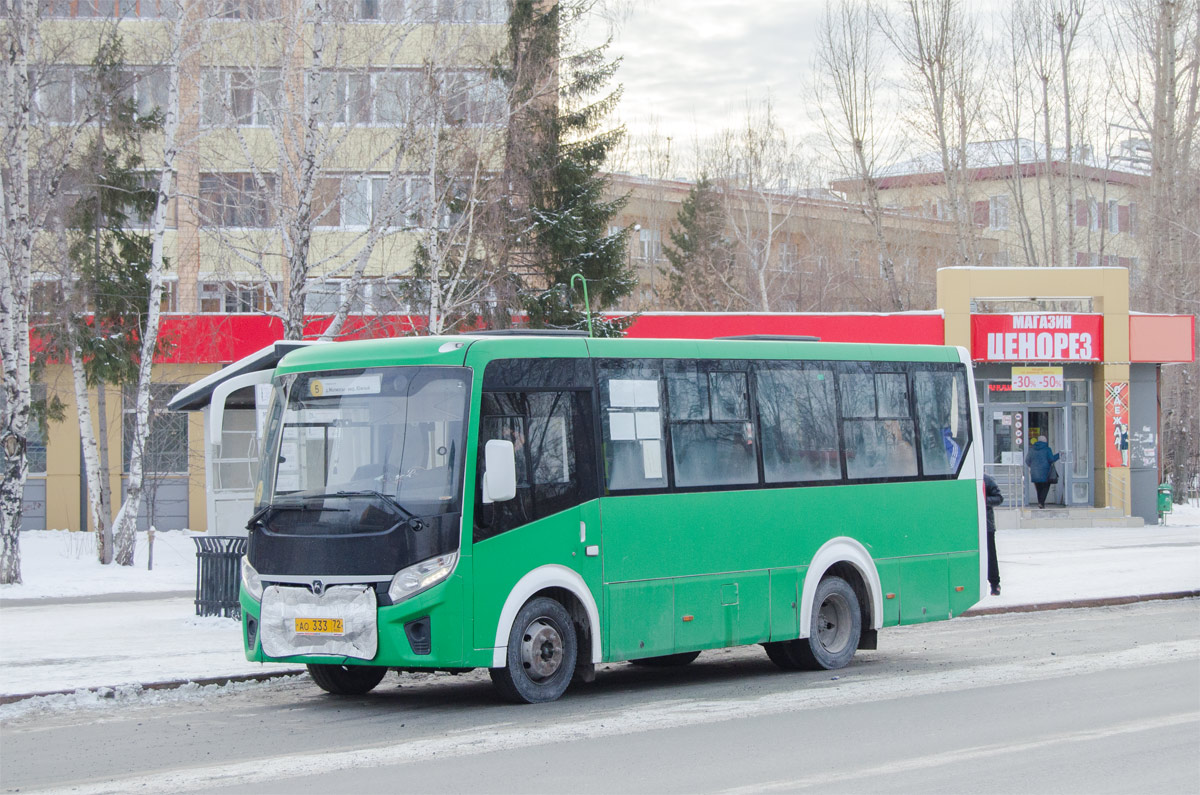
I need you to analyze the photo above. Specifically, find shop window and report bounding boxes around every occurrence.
[123,383,188,475]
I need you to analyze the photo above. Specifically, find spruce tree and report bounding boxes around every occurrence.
[499,0,634,335]
[660,176,739,311]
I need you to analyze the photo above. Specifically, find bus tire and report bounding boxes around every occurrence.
[490,596,577,704]
[307,663,387,695]
[765,575,861,671]
[628,651,702,667]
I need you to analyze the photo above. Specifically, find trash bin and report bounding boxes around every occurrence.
[1157,483,1174,519]
[194,536,248,619]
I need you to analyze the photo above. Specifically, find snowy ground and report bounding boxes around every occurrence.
[1,507,1197,717]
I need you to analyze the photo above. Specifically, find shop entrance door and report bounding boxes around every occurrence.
[1027,408,1067,506]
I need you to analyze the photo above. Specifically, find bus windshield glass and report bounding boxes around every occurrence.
[260,366,470,518]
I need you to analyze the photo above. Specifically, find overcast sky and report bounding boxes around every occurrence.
[584,0,830,171]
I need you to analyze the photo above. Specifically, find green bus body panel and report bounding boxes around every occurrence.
[599,480,977,582]
[470,501,603,654]
[948,552,982,616]
[875,559,902,626]
[768,567,805,640]
[252,334,981,670]
[899,556,951,624]
[606,580,676,660]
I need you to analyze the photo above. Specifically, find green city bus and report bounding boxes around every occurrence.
[239,332,984,703]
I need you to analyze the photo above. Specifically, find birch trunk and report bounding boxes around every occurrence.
[0,1,35,584]
[110,18,183,566]
[70,344,114,562]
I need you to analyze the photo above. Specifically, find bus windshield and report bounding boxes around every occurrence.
[259,366,470,520]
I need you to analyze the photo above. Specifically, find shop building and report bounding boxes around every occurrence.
[938,266,1193,522]
[22,269,1192,533]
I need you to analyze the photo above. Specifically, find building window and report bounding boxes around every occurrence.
[123,383,188,475]
[199,281,278,313]
[1108,200,1120,233]
[636,227,662,261]
[42,1,177,17]
[200,68,280,127]
[25,385,49,476]
[198,173,275,227]
[207,1,278,19]
[989,195,1009,230]
[159,278,179,313]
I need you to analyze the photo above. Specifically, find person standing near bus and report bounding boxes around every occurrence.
[1025,436,1060,509]
[984,474,1003,596]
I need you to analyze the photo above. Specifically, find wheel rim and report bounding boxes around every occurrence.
[815,592,853,654]
[520,617,564,681]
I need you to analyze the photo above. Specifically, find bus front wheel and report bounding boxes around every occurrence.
[765,575,861,671]
[490,596,578,704]
[307,663,388,695]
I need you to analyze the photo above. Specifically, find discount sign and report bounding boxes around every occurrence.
[1012,366,1064,390]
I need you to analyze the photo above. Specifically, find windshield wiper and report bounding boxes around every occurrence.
[248,491,424,531]
[334,490,424,530]
[245,503,274,530]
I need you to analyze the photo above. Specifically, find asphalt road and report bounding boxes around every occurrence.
[2,599,1197,794]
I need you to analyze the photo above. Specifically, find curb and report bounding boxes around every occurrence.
[0,669,306,706]
[3,591,1196,707]
[960,589,1199,617]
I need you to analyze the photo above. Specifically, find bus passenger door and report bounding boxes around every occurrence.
[469,359,601,658]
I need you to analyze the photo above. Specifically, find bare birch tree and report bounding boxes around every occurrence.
[881,0,985,265]
[1107,0,1200,498]
[1,1,108,583]
[701,100,812,312]
[815,0,907,310]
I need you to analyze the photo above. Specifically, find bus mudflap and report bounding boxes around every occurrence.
[260,584,378,660]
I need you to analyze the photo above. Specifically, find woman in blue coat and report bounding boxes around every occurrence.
[1025,436,1061,509]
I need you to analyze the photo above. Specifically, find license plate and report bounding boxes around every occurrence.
[295,617,344,635]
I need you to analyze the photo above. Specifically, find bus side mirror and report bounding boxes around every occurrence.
[482,440,517,504]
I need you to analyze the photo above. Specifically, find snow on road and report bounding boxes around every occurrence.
[1,507,1197,716]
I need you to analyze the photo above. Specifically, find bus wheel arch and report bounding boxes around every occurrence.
[491,565,601,669]
[799,537,882,642]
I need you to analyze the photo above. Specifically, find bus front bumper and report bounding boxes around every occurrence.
[240,576,466,668]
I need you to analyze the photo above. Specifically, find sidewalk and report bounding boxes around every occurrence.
[2,511,1198,701]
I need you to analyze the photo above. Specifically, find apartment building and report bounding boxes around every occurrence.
[830,139,1147,273]
[22,0,510,532]
[607,172,995,313]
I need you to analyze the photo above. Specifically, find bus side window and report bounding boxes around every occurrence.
[666,360,757,488]
[598,360,668,492]
[839,364,918,480]
[474,390,595,542]
[914,367,971,476]
[756,363,840,484]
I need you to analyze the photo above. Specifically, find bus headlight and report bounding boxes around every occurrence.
[387,552,458,604]
[241,555,263,601]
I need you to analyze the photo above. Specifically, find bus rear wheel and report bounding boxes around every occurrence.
[764,575,861,671]
[307,663,388,695]
[490,596,578,704]
[628,651,702,667]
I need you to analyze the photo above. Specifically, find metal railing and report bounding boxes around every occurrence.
[983,463,1026,529]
